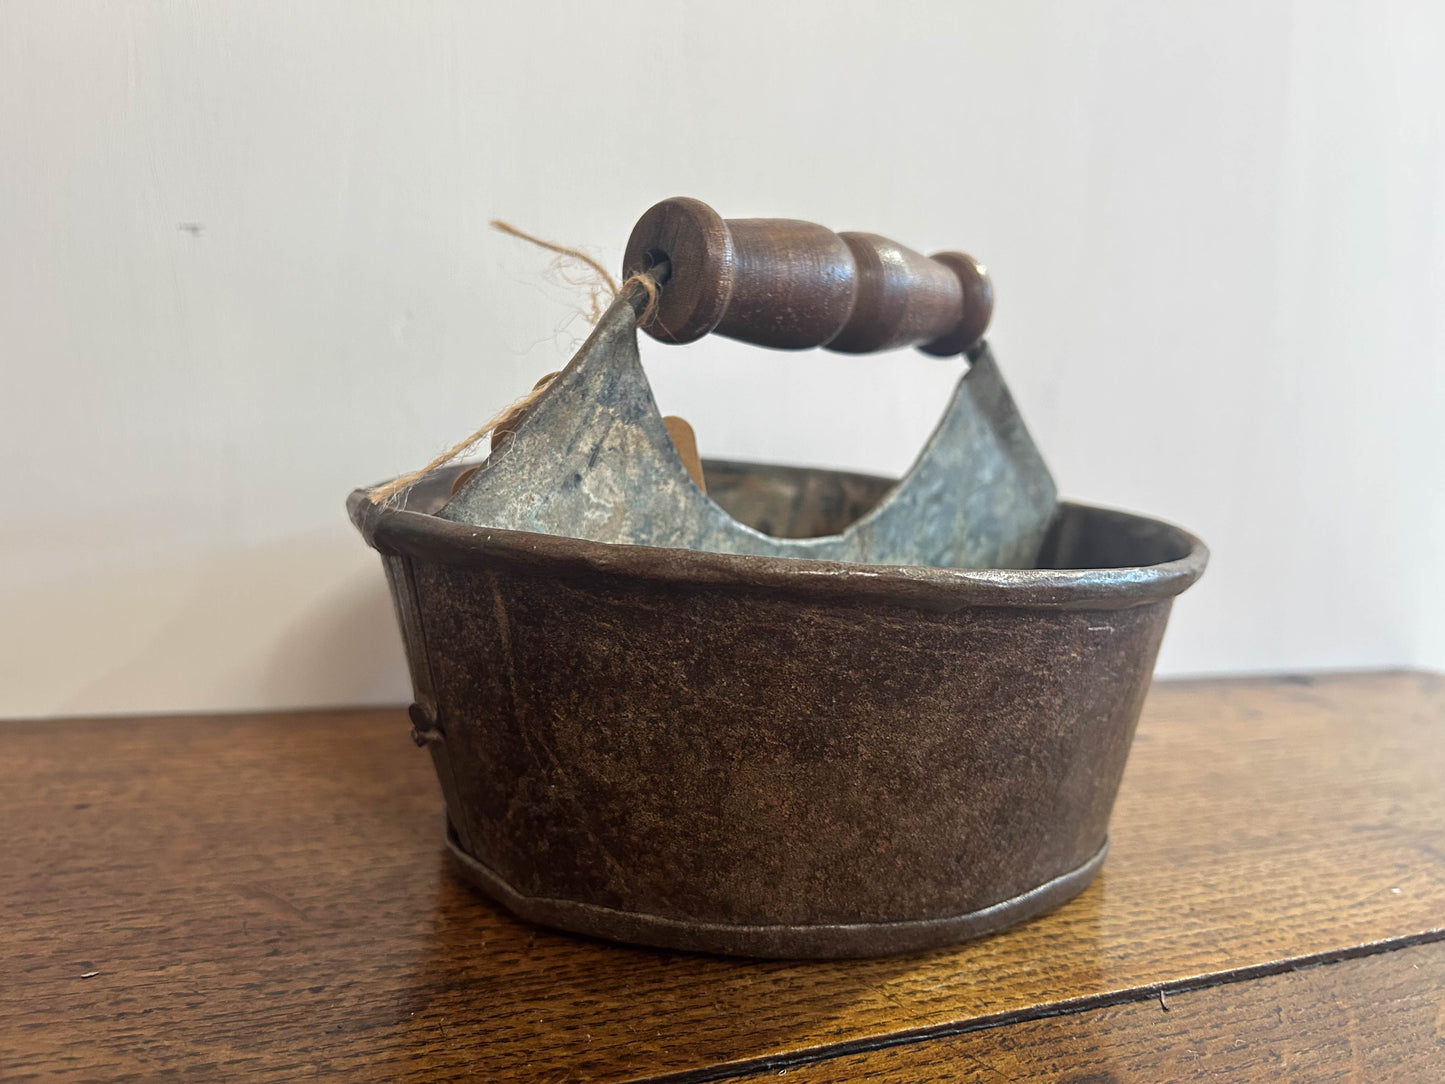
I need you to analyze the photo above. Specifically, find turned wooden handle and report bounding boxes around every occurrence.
[622,197,993,355]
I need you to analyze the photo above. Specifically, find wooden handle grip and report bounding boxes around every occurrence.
[622,197,993,355]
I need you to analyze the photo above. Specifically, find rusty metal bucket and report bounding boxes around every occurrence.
[350,199,1207,957]
[348,460,1206,958]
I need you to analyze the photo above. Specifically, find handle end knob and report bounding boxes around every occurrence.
[918,252,994,356]
[622,197,733,344]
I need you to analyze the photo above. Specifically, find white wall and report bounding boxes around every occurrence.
[2,1,1442,718]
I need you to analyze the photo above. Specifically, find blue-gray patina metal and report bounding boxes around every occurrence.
[439,298,1055,570]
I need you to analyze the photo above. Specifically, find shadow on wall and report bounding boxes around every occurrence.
[263,548,409,710]
[1,532,410,717]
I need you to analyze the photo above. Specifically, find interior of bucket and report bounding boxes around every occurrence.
[702,461,1192,571]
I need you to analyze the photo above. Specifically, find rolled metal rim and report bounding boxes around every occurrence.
[349,483,1208,612]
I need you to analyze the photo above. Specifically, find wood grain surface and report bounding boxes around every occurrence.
[620,197,994,353]
[2,672,1443,1082]
[740,938,1445,1082]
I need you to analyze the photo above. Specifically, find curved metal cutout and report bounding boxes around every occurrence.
[440,298,1056,570]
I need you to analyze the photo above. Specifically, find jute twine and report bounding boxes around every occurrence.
[368,221,660,504]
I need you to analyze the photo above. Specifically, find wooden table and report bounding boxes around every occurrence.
[4,672,1443,1081]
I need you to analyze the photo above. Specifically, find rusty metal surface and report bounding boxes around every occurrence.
[437,298,1057,571]
[349,464,1207,958]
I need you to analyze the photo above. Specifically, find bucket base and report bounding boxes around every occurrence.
[444,825,1108,959]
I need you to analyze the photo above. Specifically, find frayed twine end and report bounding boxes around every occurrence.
[366,372,560,505]
[368,220,661,506]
